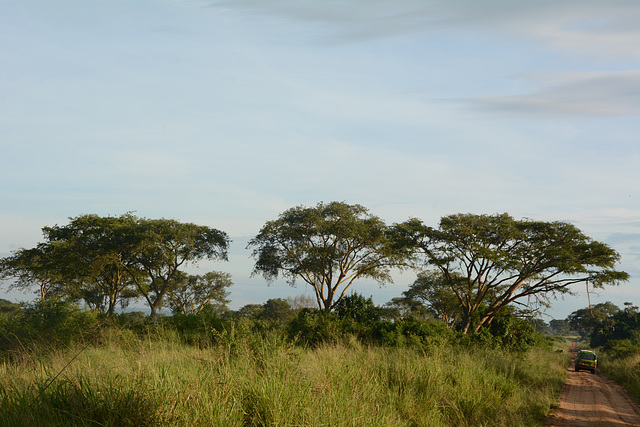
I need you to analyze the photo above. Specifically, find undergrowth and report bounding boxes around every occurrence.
[0,326,567,426]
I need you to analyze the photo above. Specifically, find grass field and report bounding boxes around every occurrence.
[0,326,569,426]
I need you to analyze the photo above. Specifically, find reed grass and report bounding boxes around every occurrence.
[0,329,567,426]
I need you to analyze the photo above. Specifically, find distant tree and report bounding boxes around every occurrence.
[126,218,230,318]
[236,304,264,319]
[383,296,428,320]
[403,271,463,327]
[0,299,20,314]
[584,302,639,349]
[167,271,232,315]
[567,301,620,339]
[248,201,415,311]
[285,294,317,312]
[530,318,549,334]
[549,319,571,335]
[0,243,67,301]
[401,213,629,334]
[259,298,295,323]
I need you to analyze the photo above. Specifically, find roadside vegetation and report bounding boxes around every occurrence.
[563,301,640,404]
[0,299,569,426]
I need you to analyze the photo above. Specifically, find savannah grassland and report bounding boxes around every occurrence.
[0,323,569,427]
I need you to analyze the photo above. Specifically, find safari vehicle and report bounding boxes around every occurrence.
[575,350,597,374]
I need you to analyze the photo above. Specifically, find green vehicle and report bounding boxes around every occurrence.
[575,350,597,374]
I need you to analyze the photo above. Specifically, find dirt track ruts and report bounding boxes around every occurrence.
[545,344,640,427]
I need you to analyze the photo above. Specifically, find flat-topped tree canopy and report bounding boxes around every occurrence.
[248,201,416,311]
[401,212,629,334]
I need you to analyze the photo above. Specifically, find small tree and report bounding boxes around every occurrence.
[259,298,295,323]
[403,271,463,327]
[334,293,380,324]
[167,271,232,315]
[248,201,415,311]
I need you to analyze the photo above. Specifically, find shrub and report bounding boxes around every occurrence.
[287,309,344,347]
[334,293,380,324]
[0,299,99,355]
[160,310,225,347]
[373,317,454,347]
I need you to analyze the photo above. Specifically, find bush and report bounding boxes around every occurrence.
[463,316,543,352]
[602,339,640,359]
[0,299,99,355]
[287,309,344,347]
[334,294,380,324]
[159,310,225,347]
[373,317,454,347]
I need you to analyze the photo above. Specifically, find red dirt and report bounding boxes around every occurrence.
[545,342,640,427]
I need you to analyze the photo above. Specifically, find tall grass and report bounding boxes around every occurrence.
[598,353,640,404]
[0,327,568,426]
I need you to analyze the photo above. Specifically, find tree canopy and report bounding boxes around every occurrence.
[125,217,230,317]
[401,213,629,333]
[247,201,415,311]
[0,207,631,331]
[402,271,463,326]
[167,271,232,315]
[0,214,231,317]
[567,301,620,339]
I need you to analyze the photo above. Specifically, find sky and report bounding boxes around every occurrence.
[1,0,639,320]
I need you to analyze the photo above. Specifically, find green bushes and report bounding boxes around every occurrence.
[0,299,99,355]
[287,297,541,352]
[0,295,546,359]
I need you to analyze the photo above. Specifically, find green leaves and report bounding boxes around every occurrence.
[412,213,628,333]
[248,202,415,311]
[0,214,231,318]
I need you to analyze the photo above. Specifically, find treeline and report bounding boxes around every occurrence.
[0,202,629,337]
[0,292,547,358]
[550,301,640,358]
[550,301,640,403]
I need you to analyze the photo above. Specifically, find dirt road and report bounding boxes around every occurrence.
[545,346,640,426]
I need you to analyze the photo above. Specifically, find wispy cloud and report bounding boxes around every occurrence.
[467,70,640,117]
[207,0,640,58]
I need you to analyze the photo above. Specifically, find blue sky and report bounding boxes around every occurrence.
[1,0,639,320]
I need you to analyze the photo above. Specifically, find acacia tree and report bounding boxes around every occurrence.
[167,271,232,315]
[0,243,67,301]
[403,213,629,334]
[1,214,231,318]
[248,201,415,311]
[128,218,230,318]
[42,214,142,315]
[403,271,463,326]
